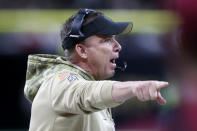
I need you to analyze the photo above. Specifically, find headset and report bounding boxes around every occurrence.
[62,9,96,50]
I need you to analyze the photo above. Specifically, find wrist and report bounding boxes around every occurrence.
[112,81,135,102]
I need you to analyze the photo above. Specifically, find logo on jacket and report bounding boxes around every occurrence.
[58,72,79,83]
[67,73,79,83]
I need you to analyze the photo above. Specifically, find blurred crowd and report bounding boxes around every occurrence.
[0,0,163,9]
[0,0,197,131]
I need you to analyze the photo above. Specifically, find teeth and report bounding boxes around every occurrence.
[110,59,115,63]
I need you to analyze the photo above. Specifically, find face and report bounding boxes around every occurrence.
[83,35,121,80]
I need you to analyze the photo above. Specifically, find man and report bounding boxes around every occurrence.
[24,9,168,131]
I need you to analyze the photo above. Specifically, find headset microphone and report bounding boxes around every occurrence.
[116,61,127,71]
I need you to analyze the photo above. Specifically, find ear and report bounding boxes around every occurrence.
[75,44,88,59]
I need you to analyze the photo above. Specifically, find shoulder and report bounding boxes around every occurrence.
[56,71,82,83]
[49,69,86,85]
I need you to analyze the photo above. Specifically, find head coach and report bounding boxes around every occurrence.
[24,8,168,131]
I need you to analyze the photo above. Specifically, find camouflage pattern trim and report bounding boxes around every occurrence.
[24,54,95,102]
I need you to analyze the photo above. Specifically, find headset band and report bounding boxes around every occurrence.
[62,9,96,50]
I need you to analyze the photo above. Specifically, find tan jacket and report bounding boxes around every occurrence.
[24,54,123,131]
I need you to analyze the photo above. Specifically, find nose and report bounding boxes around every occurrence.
[113,39,122,52]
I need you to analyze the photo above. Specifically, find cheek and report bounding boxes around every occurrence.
[87,45,113,67]
[100,46,112,58]
[90,46,111,58]
[98,50,111,66]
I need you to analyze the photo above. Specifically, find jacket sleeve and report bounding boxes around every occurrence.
[48,72,123,114]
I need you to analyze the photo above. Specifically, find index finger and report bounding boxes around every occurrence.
[155,81,169,89]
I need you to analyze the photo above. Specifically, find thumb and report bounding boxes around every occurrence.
[156,92,166,105]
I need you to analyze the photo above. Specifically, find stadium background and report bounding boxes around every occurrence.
[0,0,197,131]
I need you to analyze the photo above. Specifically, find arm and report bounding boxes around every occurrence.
[50,72,119,114]
[112,81,168,105]
[51,72,168,114]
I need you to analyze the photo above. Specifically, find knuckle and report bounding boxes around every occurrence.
[136,87,141,92]
[149,82,154,87]
[146,81,152,87]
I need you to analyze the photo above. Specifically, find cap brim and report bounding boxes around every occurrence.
[97,22,133,35]
[82,15,133,37]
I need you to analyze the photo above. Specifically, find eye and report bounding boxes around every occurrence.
[104,38,112,43]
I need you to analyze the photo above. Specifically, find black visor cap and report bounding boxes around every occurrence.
[81,15,133,37]
[63,14,133,50]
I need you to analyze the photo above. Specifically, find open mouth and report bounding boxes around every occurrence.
[110,59,116,64]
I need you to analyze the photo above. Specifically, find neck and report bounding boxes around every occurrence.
[71,60,96,79]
